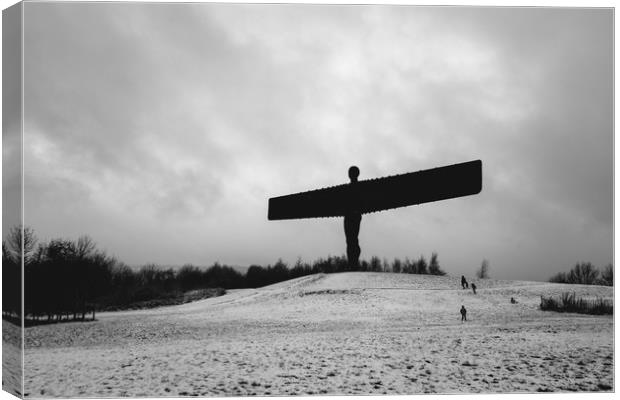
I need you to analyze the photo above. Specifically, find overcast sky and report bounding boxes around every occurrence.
[4,3,613,281]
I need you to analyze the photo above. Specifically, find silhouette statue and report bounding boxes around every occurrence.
[344,166,361,267]
[268,160,482,267]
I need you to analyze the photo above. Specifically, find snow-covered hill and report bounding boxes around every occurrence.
[17,272,613,396]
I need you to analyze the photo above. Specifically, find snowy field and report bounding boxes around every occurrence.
[11,272,614,396]
[2,341,21,397]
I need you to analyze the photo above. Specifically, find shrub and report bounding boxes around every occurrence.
[177,264,204,291]
[540,292,612,315]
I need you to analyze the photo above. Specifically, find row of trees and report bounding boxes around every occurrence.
[245,253,446,288]
[549,262,613,286]
[2,226,447,322]
[2,227,246,321]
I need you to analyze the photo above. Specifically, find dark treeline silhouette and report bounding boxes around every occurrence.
[3,226,446,323]
[245,253,445,288]
[2,242,22,320]
[2,227,245,323]
[2,226,33,319]
[549,262,613,286]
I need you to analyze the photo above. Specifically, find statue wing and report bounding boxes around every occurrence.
[268,159,482,220]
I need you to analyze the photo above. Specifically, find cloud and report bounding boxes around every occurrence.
[14,4,612,280]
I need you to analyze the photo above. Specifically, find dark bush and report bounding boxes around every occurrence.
[177,264,204,291]
[540,292,612,315]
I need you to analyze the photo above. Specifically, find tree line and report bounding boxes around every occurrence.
[2,226,246,321]
[549,262,613,286]
[2,226,446,322]
[245,253,446,288]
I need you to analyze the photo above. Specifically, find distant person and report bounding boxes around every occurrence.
[471,283,477,294]
[510,297,517,304]
[460,305,467,322]
[461,275,468,289]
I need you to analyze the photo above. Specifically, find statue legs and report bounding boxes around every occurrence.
[344,213,361,268]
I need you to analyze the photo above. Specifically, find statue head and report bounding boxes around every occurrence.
[348,166,360,182]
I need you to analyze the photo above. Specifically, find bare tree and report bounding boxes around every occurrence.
[600,264,613,286]
[567,262,599,285]
[6,225,37,266]
[75,235,96,260]
[477,259,489,279]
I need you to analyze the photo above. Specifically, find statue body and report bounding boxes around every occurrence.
[344,166,362,267]
[344,213,361,267]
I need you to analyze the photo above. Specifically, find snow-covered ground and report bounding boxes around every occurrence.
[15,272,614,396]
[2,341,21,397]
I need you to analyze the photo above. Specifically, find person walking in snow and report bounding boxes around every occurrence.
[460,305,467,322]
[471,283,477,294]
[461,275,468,289]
